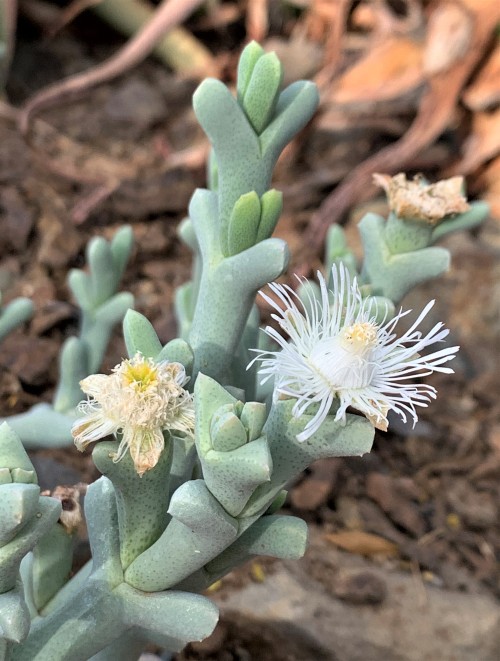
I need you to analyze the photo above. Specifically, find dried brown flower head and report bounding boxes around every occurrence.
[373,173,470,225]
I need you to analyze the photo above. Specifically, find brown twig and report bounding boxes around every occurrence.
[245,0,268,43]
[42,0,101,38]
[302,0,500,260]
[18,0,206,136]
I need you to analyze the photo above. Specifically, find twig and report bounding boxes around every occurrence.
[18,0,206,136]
[245,0,268,43]
[91,0,216,76]
[71,182,121,225]
[43,0,101,38]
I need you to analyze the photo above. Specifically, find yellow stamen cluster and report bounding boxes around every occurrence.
[341,322,378,353]
[121,360,159,391]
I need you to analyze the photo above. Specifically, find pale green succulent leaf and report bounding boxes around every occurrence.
[0,298,33,344]
[242,52,283,134]
[123,309,162,359]
[0,484,40,546]
[227,191,261,256]
[236,40,265,102]
[0,582,31,643]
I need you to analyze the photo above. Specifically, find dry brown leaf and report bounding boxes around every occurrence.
[423,1,473,76]
[451,108,500,174]
[329,37,424,107]
[324,531,399,557]
[351,0,423,36]
[463,43,500,110]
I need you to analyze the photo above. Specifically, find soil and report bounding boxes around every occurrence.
[1,5,499,660]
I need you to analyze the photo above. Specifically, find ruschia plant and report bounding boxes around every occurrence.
[0,42,488,660]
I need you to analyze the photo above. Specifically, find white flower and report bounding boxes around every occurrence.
[251,265,458,442]
[72,353,194,476]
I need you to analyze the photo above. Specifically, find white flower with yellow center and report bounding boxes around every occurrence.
[252,265,458,442]
[72,353,194,476]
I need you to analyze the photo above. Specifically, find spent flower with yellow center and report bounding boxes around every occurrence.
[72,353,194,476]
[250,265,459,441]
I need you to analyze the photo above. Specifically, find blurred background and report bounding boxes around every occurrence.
[0,1,499,659]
